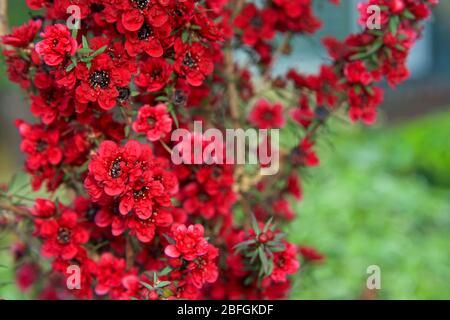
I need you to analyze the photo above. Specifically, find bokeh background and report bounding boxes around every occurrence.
[1,1,449,299]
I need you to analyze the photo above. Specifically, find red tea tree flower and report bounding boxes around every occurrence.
[0,0,438,300]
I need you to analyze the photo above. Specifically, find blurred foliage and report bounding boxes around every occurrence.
[289,109,450,299]
[1,110,449,299]
[0,1,33,89]
[0,173,70,299]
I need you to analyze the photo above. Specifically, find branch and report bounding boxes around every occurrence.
[224,46,240,128]
[224,0,246,129]
[0,201,30,218]
[126,236,135,269]
[263,32,292,80]
[0,0,9,38]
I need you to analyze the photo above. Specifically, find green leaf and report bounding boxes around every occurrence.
[64,63,75,72]
[251,214,261,236]
[82,36,89,49]
[156,281,171,288]
[140,281,154,291]
[233,239,256,252]
[389,16,400,35]
[159,267,172,276]
[258,246,270,276]
[155,96,169,102]
[181,31,189,43]
[263,217,273,233]
[124,125,131,137]
[71,28,78,39]
[163,234,176,245]
[92,45,108,57]
[402,9,416,20]
[77,47,93,55]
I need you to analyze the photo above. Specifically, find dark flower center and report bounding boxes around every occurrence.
[109,157,123,179]
[131,0,150,10]
[183,53,197,69]
[147,116,156,128]
[86,206,100,221]
[138,24,153,40]
[118,87,131,101]
[57,228,72,244]
[133,186,149,200]
[250,16,263,28]
[36,140,48,152]
[90,3,105,12]
[52,39,59,47]
[173,90,187,106]
[263,111,273,121]
[314,106,329,121]
[212,167,222,178]
[196,257,207,267]
[89,70,110,89]
[198,192,210,202]
[151,68,162,79]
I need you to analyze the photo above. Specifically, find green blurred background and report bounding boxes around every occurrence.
[1,1,449,299]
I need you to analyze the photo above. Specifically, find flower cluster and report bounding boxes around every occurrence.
[1,0,437,300]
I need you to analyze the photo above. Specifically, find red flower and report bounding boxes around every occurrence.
[124,22,170,58]
[234,4,277,46]
[271,198,295,221]
[270,242,300,283]
[35,24,77,66]
[344,61,373,86]
[94,253,127,297]
[84,140,143,200]
[32,198,56,218]
[165,224,210,261]
[16,120,63,172]
[293,137,319,167]
[135,58,172,92]
[179,164,237,220]
[34,209,89,260]
[126,209,173,243]
[174,40,214,87]
[299,245,325,262]
[186,244,219,289]
[75,53,131,110]
[348,86,384,125]
[1,19,42,48]
[248,99,286,129]
[16,263,40,292]
[132,104,172,142]
[86,140,178,242]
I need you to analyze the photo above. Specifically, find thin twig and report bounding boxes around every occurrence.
[0,201,30,218]
[126,237,135,269]
[224,0,246,129]
[224,47,240,128]
[263,32,293,80]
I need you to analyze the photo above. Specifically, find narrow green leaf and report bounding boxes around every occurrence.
[140,281,154,291]
[92,45,108,57]
[251,214,261,236]
[159,267,172,276]
[258,246,269,275]
[181,31,189,43]
[156,281,171,288]
[82,36,89,49]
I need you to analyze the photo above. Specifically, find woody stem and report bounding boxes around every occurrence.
[0,0,8,38]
